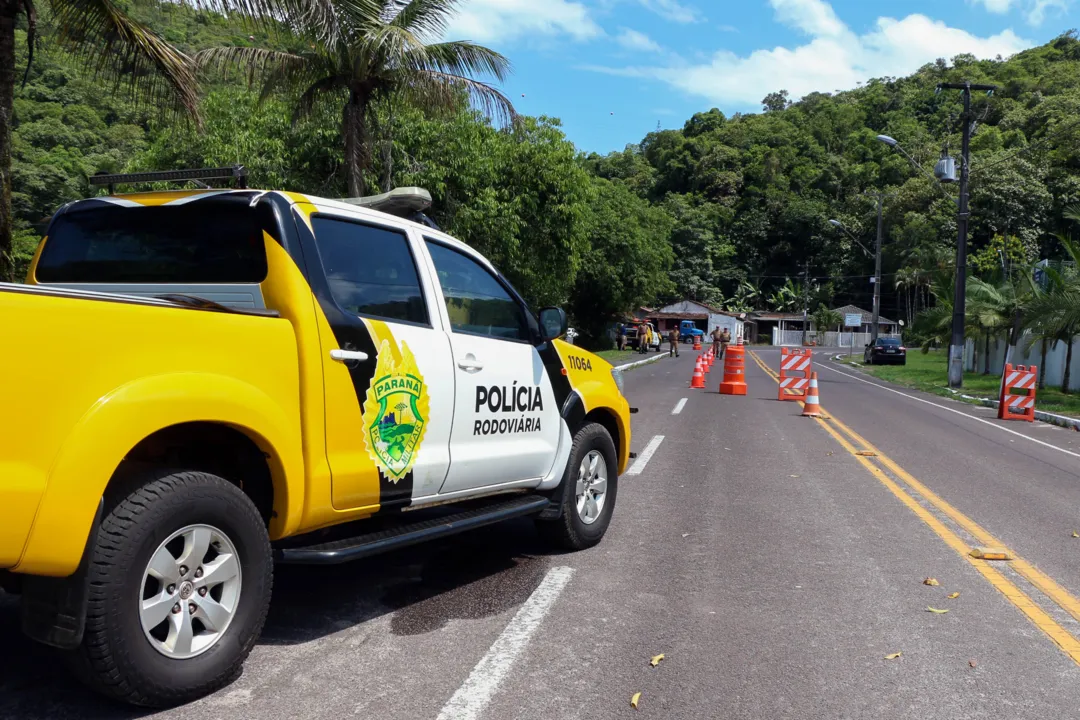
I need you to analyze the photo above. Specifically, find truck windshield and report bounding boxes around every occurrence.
[36,196,270,283]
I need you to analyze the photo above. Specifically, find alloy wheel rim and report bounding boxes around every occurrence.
[575,450,609,525]
[138,524,242,659]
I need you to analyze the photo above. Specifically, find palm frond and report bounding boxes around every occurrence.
[360,22,427,68]
[50,0,199,119]
[389,0,460,39]
[402,70,515,126]
[410,41,511,83]
[293,74,346,121]
[196,46,321,101]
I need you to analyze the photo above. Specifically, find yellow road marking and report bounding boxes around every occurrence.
[747,349,1080,665]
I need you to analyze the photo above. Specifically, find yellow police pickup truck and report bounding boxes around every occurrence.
[0,167,631,707]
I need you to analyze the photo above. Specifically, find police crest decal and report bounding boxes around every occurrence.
[362,339,429,482]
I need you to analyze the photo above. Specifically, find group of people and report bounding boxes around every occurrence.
[615,323,732,359]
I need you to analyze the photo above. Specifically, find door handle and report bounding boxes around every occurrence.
[457,357,484,372]
[330,349,369,363]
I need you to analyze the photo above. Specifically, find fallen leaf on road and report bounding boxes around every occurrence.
[650,653,665,667]
[969,660,977,668]
[826,451,834,456]
[884,652,902,660]
[923,578,940,586]
[1072,531,1079,538]
[790,474,800,478]
[948,592,960,599]
[856,451,878,457]
[630,692,641,709]
[681,533,690,538]
[927,606,949,614]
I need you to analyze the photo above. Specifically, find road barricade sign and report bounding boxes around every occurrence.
[998,364,1037,423]
[778,347,812,401]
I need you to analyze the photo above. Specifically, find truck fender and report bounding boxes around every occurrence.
[16,373,304,577]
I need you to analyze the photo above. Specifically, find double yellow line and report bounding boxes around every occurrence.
[748,349,1080,664]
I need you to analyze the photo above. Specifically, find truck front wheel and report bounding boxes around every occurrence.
[537,423,618,551]
[70,469,272,707]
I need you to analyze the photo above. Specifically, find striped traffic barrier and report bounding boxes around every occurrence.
[998,364,1037,423]
[778,347,813,402]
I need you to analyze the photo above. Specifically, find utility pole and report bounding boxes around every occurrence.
[801,260,809,346]
[938,81,996,388]
[872,194,883,343]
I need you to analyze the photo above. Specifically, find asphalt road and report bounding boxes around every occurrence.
[4,346,1080,719]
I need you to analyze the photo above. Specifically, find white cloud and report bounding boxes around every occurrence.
[445,0,602,43]
[717,24,739,33]
[969,0,1071,24]
[588,3,1031,109]
[971,0,1016,12]
[616,27,664,53]
[639,0,703,23]
[770,0,846,37]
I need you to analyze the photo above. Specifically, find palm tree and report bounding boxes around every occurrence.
[967,276,1019,375]
[1026,229,1080,394]
[810,304,842,341]
[1,0,199,281]
[198,0,515,198]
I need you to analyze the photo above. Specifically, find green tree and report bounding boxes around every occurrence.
[198,0,514,197]
[568,177,674,347]
[1,0,198,281]
[810,304,842,337]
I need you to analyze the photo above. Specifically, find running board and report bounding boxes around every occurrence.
[274,494,551,565]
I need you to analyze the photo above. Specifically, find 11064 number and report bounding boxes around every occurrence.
[568,356,592,372]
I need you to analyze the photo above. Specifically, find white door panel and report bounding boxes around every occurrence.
[440,337,560,493]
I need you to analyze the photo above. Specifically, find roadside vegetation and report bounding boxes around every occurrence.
[841,349,1080,418]
[4,0,1080,353]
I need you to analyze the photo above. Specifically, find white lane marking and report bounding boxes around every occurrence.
[626,435,665,476]
[672,398,688,415]
[817,362,1080,460]
[436,567,574,720]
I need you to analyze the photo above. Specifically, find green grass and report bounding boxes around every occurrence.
[837,348,1080,418]
[593,348,669,366]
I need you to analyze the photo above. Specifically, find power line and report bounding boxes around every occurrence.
[971,114,1080,176]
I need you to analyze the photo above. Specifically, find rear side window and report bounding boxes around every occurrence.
[311,216,429,326]
[425,240,528,342]
[36,197,270,283]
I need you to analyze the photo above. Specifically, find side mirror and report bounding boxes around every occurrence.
[538,307,568,341]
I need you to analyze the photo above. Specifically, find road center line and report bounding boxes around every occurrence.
[436,566,574,720]
[816,360,1080,460]
[626,435,665,476]
[748,349,1080,665]
[671,398,687,415]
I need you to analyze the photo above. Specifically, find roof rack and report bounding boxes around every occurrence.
[341,187,432,217]
[90,166,248,194]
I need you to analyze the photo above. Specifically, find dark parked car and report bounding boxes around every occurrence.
[864,337,906,365]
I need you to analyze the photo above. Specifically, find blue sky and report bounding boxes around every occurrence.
[444,0,1078,153]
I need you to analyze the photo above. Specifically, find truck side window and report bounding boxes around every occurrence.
[312,216,428,326]
[425,240,527,342]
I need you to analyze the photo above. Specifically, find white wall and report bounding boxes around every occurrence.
[964,332,1080,391]
[708,314,743,340]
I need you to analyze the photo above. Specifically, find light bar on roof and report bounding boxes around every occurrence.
[342,187,432,217]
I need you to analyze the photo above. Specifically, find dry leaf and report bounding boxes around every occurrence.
[969,659,977,668]
[650,653,665,667]
[856,450,878,457]
[884,652,902,660]
[947,592,960,599]
[927,606,949,614]
[790,474,800,478]
[826,451,834,456]
[681,533,690,538]
[1072,531,1079,538]
[923,578,940,586]
[630,692,641,709]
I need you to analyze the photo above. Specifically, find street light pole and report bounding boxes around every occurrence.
[938,81,996,388]
[872,193,883,343]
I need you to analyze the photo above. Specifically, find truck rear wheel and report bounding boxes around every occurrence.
[537,423,618,551]
[70,469,272,707]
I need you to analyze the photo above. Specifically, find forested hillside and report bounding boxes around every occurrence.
[10,4,1080,347]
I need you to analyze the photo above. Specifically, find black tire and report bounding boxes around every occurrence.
[537,423,619,551]
[70,469,273,707]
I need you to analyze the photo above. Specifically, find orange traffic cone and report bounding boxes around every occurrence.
[693,339,702,351]
[801,372,822,417]
[702,353,711,373]
[690,359,705,389]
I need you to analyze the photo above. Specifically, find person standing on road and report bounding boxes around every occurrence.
[668,327,680,357]
[720,327,732,360]
[711,327,723,357]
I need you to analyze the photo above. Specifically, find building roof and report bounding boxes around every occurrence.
[833,305,896,325]
[647,312,709,320]
[748,311,806,321]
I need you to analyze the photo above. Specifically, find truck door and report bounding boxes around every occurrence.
[421,238,561,494]
[303,209,455,510]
